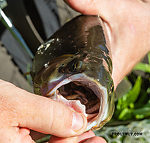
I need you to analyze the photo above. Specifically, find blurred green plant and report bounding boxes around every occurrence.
[112,52,150,121]
[134,52,150,73]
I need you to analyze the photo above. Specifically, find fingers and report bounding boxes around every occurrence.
[19,128,30,136]
[65,0,112,17]
[0,80,87,137]
[49,131,106,143]
[77,130,95,142]
[0,127,34,143]
[49,136,78,143]
[49,130,95,143]
[65,0,99,15]
[82,136,107,143]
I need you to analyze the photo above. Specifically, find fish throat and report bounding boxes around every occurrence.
[52,75,104,124]
[58,81,100,115]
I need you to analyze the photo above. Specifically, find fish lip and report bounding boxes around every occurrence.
[46,73,109,131]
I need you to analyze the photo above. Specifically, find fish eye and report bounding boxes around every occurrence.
[111,85,114,93]
[76,61,83,69]
[71,60,84,73]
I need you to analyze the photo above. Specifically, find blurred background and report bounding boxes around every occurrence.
[0,0,79,92]
[0,0,150,142]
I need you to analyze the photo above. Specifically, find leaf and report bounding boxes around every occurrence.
[143,100,150,108]
[147,88,150,94]
[133,107,150,119]
[134,63,150,73]
[135,90,147,108]
[117,76,142,111]
[118,108,133,120]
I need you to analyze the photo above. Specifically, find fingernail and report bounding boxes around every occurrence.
[72,112,84,131]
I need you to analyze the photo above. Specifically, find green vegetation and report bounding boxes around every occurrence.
[113,52,150,121]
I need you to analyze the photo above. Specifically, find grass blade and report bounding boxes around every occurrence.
[134,63,150,73]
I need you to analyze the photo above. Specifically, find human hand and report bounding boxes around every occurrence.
[0,79,87,143]
[49,130,106,143]
[65,0,150,87]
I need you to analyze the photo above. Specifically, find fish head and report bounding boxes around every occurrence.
[32,15,115,131]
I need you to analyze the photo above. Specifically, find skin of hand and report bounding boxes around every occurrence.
[0,80,105,143]
[49,130,106,143]
[0,79,87,143]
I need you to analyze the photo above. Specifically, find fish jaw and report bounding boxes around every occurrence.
[44,73,114,131]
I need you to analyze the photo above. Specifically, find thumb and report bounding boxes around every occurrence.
[81,136,107,143]
[65,0,114,30]
[0,80,87,137]
[65,0,99,15]
[65,0,110,16]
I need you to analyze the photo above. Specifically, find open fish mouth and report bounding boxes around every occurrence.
[45,73,110,131]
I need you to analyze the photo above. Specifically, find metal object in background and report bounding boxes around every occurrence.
[0,8,34,59]
[0,0,7,9]
[0,0,60,73]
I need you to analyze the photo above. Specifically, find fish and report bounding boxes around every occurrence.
[32,15,114,131]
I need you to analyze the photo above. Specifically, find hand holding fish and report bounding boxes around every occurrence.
[0,80,88,143]
[1,0,150,143]
[66,0,150,87]
[0,80,105,143]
